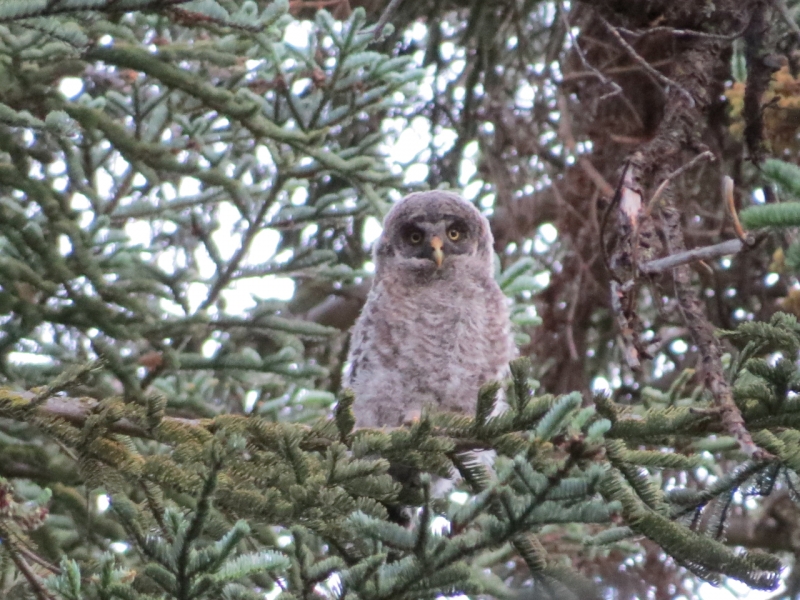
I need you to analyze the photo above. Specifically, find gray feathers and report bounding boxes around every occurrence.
[346,191,516,427]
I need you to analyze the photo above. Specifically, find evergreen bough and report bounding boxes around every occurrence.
[0,0,794,597]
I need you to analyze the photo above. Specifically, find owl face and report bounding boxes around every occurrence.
[374,191,493,281]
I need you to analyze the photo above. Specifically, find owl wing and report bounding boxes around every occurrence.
[345,286,379,386]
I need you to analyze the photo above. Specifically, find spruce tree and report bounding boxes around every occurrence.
[1,1,800,599]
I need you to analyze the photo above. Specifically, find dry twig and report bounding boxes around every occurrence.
[659,203,768,459]
[561,9,623,105]
[640,239,744,274]
[617,24,748,41]
[600,17,696,108]
[372,0,404,40]
[5,546,55,600]
[724,175,748,241]
[773,0,800,46]
[610,280,642,370]
[556,93,614,197]
[646,151,715,215]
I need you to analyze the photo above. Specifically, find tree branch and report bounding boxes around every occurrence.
[639,239,744,274]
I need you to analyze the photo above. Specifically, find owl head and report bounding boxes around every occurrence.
[374,191,495,282]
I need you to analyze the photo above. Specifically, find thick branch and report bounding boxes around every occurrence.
[28,393,199,438]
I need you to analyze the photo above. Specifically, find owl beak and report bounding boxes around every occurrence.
[430,235,444,268]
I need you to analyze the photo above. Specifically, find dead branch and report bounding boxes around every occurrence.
[610,280,642,370]
[561,9,624,106]
[640,239,744,274]
[556,92,614,197]
[617,24,747,41]
[565,270,583,361]
[724,176,748,241]
[373,0,404,39]
[646,151,715,215]
[600,17,696,108]
[773,0,800,47]
[659,203,767,459]
[5,546,55,600]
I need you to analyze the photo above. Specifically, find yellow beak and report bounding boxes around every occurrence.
[431,235,444,268]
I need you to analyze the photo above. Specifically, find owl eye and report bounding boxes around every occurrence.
[408,230,423,244]
[447,228,461,241]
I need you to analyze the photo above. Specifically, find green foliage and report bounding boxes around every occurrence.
[600,470,781,589]
[9,327,800,597]
[45,514,290,600]
[763,158,800,200]
[740,201,800,229]
[0,0,422,422]
[0,0,798,597]
[740,159,800,230]
[1,360,617,598]
[497,257,544,345]
[534,391,581,440]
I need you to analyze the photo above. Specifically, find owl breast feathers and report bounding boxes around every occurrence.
[346,191,516,427]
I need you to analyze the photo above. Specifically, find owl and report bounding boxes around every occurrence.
[346,190,516,428]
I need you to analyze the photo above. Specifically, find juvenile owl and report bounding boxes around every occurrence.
[346,191,516,427]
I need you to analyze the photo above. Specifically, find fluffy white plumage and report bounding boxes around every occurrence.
[346,190,516,427]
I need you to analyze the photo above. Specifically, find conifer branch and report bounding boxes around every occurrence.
[4,544,55,600]
[84,45,400,184]
[198,175,285,311]
[0,0,190,23]
[0,1,796,594]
